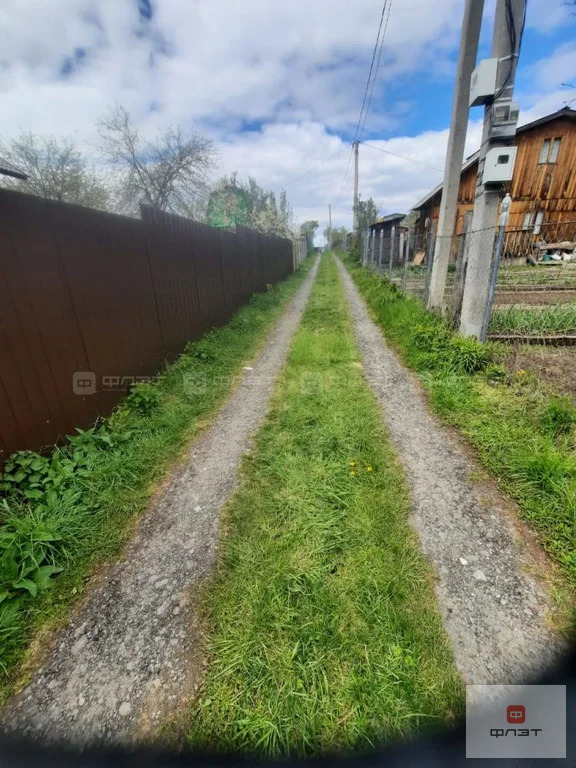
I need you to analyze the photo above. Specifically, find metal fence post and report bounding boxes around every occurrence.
[480,193,512,341]
[398,230,405,288]
[389,225,396,281]
[424,221,436,303]
[402,229,411,292]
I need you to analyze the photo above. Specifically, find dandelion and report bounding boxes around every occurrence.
[516,369,527,376]
[366,466,373,472]
[350,470,356,477]
[350,460,357,467]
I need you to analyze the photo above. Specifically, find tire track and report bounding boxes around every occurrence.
[1,258,319,747]
[336,256,563,686]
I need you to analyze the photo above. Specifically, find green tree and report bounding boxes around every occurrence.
[208,173,293,237]
[354,197,379,232]
[324,227,348,251]
[300,220,319,251]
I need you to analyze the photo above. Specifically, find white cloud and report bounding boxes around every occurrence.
[0,0,574,236]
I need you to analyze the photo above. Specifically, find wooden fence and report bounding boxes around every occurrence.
[0,189,293,464]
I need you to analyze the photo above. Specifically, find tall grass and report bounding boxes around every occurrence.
[186,256,462,758]
[490,304,576,335]
[345,258,576,588]
[0,261,311,698]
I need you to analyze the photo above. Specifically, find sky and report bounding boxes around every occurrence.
[1,0,575,239]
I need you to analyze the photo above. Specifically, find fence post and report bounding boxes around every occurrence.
[389,225,396,280]
[402,229,411,292]
[424,221,436,303]
[480,193,511,341]
[378,230,384,270]
[398,230,405,287]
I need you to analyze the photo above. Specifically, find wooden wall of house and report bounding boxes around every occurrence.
[508,116,576,232]
[414,114,576,248]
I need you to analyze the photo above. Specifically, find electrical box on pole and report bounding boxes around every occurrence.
[489,101,520,139]
[469,58,498,106]
[483,146,517,184]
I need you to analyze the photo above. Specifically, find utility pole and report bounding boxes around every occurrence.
[427,0,485,311]
[328,203,332,251]
[459,0,526,337]
[353,141,359,234]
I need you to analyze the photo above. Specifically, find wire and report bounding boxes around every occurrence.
[282,145,350,190]
[359,141,444,171]
[352,0,389,143]
[333,144,355,206]
[358,0,393,142]
[493,0,527,103]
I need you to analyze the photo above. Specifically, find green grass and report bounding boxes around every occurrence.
[490,304,576,335]
[498,265,576,287]
[185,256,462,758]
[345,258,576,587]
[0,260,311,699]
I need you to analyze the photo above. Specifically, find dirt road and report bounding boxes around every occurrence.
[336,257,563,686]
[1,259,319,746]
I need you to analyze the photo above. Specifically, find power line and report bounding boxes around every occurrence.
[333,144,354,205]
[359,141,444,171]
[282,144,350,190]
[358,0,393,141]
[352,0,389,143]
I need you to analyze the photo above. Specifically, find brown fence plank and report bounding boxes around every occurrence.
[0,189,293,468]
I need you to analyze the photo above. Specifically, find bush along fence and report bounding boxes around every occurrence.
[0,188,293,465]
[346,257,576,589]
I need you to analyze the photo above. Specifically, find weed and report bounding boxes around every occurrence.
[541,397,576,438]
[186,256,462,757]
[345,257,576,586]
[126,382,162,416]
[0,260,311,697]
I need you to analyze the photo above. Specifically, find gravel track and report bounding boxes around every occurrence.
[336,257,564,686]
[1,259,319,747]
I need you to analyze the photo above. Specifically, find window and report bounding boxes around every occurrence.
[539,137,562,164]
[539,139,551,164]
[533,210,545,235]
[523,211,535,231]
[550,138,561,163]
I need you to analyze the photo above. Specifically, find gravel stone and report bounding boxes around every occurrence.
[1,260,319,747]
[337,258,564,685]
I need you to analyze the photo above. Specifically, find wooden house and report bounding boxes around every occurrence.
[368,213,406,266]
[412,107,576,258]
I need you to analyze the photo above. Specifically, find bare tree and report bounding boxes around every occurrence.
[0,132,109,209]
[99,106,216,217]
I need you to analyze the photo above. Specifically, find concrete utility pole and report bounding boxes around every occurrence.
[427,0,485,311]
[459,0,526,337]
[328,203,332,250]
[353,141,359,234]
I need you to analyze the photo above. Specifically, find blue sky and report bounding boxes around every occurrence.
[0,0,575,236]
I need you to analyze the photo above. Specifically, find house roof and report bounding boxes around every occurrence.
[516,106,576,135]
[369,213,405,229]
[0,156,28,180]
[411,107,576,212]
[412,151,480,211]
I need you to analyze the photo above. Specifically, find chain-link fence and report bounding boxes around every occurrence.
[361,220,576,401]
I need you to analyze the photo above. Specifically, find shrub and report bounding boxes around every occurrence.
[447,336,492,374]
[541,396,576,438]
[126,382,162,416]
